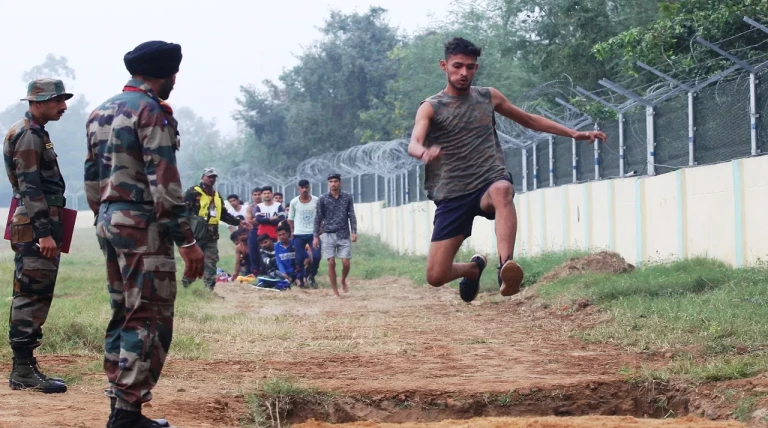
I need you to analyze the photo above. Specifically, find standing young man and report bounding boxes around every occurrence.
[313,173,357,297]
[4,79,72,394]
[408,37,606,303]
[226,194,248,232]
[254,186,285,241]
[288,179,321,288]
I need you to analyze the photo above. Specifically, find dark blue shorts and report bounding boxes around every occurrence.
[431,175,514,242]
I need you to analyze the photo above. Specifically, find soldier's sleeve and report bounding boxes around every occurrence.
[138,107,195,246]
[84,116,100,216]
[13,129,52,239]
[219,193,240,226]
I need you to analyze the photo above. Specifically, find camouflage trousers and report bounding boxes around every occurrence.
[182,238,219,289]
[8,207,61,351]
[96,203,177,406]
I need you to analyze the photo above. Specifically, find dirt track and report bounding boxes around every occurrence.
[0,277,757,427]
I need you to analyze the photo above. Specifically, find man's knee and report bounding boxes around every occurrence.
[327,258,336,268]
[341,259,350,268]
[426,267,449,287]
[489,180,515,202]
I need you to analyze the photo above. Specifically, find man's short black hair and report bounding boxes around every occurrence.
[444,37,482,60]
[327,173,341,181]
[298,179,310,187]
[261,186,273,193]
[252,187,262,194]
[277,222,291,234]
[274,192,283,198]
[257,233,271,244]
[227,194,239,201]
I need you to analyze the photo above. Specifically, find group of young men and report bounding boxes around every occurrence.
[2,36,604,427]
[225,174,358,295]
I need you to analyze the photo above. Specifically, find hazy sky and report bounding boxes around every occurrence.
[0,0,452,136]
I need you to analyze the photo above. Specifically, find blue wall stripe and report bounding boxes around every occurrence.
[607,181,614,251]
[732,160,745,267]
[635,179,643,267]
[676,170,685,260]
[583,184,590,250]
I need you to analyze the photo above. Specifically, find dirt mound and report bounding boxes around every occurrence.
[295,415,744,428]
[538,252,634,284]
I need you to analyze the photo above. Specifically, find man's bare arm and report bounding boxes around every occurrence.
[490,88,607,143]
[407,102,441,163]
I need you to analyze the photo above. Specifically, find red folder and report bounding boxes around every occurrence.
[4,197,78,254]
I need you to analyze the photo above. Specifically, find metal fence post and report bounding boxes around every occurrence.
[593,123,600,180]
[404,171,409,204]
[415,165,420,202]
[750,72,760,155]
[549,135,554,187]
[646,106,656,176]
[688,92,696,166]
[532,142,538,190]
[522,148,528,192]
[572,138,577,183]
[374,174,379,202]
[384,176,389,206]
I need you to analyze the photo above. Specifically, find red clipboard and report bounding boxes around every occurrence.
[4,197,78,253]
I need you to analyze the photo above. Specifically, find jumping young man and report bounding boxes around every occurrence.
[408,37,606,303]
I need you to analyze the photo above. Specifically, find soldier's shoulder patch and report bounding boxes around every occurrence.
[45,141,54,150]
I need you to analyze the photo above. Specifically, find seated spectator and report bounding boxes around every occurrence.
[230,230,250,281]
[257,233,278,276]
[275,226,300,287]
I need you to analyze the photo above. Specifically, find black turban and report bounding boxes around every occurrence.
[124,41,182,79]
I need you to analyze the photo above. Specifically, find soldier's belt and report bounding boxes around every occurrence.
[18,194,66,207]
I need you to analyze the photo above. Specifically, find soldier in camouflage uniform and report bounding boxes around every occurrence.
[182,167,250,290]
[85,41,204,428]
[3,79,72,394]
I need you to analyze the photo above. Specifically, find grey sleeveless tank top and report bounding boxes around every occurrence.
[422,86,508,201]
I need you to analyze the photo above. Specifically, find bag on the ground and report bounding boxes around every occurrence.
[255,275,291,291]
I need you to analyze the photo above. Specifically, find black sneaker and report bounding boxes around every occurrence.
[498,259,524,297]
[309,276,318,289]
[459,254,487,303]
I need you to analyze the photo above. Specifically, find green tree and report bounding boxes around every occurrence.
[593,0,768,80]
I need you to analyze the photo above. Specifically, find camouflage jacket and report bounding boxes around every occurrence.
[3,111,66,239]
[84,78,194,246]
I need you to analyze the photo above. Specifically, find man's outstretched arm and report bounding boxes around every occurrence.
[490,88,607,143]
[407,102,441,163]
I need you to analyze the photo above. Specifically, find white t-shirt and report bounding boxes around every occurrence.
[227,204,248,219]
[289,195,318,235]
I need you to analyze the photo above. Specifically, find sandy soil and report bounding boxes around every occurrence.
[0,275,759,427]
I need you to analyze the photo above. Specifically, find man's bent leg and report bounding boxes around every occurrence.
[426,235,478,287]
[479,179,523,295]
[202,239,219,290]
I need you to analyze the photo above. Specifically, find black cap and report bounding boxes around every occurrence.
[327,173,341,181]
[298,179,310,187]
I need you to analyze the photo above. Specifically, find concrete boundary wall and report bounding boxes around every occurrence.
[355,155,768,267]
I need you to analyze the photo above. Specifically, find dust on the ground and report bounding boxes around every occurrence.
[0,276,763,427]
[296,415,744,428]
[537,251,635,284]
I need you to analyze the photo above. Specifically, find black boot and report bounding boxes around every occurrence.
[9,357,67,393]
[107,401,172,428]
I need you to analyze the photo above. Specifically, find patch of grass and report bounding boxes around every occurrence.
[537,257,768,382]
[242,375,334,428]
[0,228,226,363]
[349,235,584,293]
